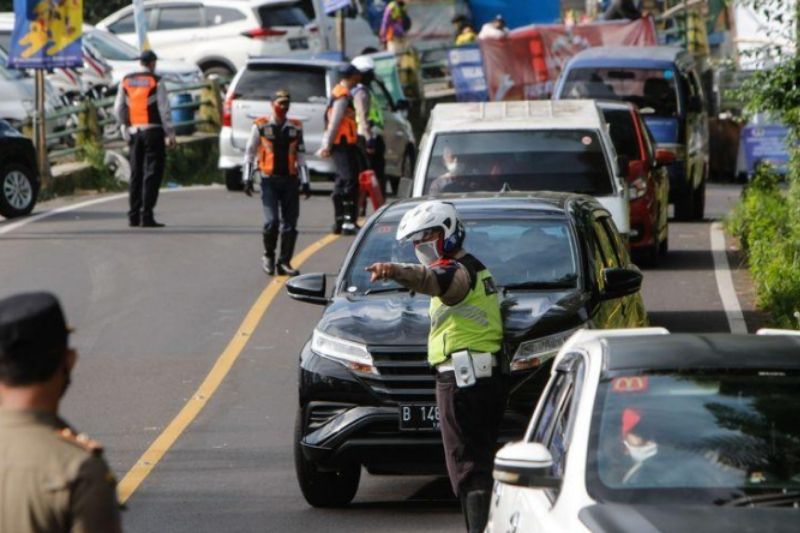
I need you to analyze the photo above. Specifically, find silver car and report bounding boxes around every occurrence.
[218,57,415,190]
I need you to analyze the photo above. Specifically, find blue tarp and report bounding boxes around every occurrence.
[468,0,560,29]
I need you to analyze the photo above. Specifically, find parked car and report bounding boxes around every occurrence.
[97,0,322,79]
[305,0,380,58]
[218,57,415,190]
[0,119,38,218]
[554,46,709,221]
[411,100,630,238]
[597,101,670,264]
[488,328,800,533]
[285,192,647,507]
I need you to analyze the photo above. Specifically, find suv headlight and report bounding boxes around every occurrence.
[511,327,583,372]
[311,329,376,373]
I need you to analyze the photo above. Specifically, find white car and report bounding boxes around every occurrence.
[411,100,630,237]
[219,57,415,190]
[96,0,322,79]
[488,328,800,532]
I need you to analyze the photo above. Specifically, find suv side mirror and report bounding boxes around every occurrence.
[628,159,646,179]
[654,148,676,167]
[286,273,330,305]
[493,442,560,489]
[687,95,703,113]
[600,267,643,300]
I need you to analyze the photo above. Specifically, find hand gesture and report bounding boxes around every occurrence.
[316,147,331,158]
[166,135,177,149]
[365,263,394,283]
[301,182,311,200]
[243,180,254,197]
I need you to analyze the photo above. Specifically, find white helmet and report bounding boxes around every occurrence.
[396,201,465,264]
[351,55,375,73]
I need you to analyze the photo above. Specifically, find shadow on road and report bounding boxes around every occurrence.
[643,249,714,272]
[648,310,733,333]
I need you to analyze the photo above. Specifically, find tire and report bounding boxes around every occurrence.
[294,407,360,508]
[224,168,244,191]
[0,163,38,218]
[692,180,706,221]
[673,184,694,221]
[659,235,669,256]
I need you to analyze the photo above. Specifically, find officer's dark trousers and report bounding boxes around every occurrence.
[371,135,388,196]
[436,370,508,497]
[128,128,165,221]
[260,175,299,261]
[331,144,360,225]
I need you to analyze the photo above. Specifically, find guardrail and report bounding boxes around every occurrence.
[23,78,223,166]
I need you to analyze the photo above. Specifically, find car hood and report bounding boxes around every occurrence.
[318,289,589,347]
[579,503,800,533]
[643,116,680,145]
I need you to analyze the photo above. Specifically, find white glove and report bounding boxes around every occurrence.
[121,127,131,143]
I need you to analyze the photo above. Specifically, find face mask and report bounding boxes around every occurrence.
[445,158,459,173]
[624,440,658,463]
[414,240,441,265]
[273,104,288,121]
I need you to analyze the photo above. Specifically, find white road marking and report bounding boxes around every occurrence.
[0,185,221,235]
[710,221,748,333]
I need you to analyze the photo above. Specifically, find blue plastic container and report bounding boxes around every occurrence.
[170,93,196,136]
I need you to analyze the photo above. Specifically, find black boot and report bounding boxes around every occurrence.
[262,230,278,275]
[277,230,299,277]
[465,490,490,533]
[141,214,164,228]
[332,195,344,234]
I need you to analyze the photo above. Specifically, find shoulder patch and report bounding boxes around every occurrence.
[56,427,104,455]
[431,258,456,268]
[482,276,498,295]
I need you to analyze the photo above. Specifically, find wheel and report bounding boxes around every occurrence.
[0,163,38,218]
[224,168,244,191]
[673,184,694,221]
[294,407,360,507]
[692,180,706,220]
[659,235,669,256]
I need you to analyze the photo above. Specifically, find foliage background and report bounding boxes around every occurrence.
[0,1,129,24]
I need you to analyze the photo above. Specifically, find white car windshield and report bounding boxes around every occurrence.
[423,131,613,196]
[587,370,800,504]
[85,30,139,61]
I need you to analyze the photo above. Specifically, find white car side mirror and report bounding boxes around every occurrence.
[493,441,560,489]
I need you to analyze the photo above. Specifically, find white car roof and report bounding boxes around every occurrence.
[428,100,605,133]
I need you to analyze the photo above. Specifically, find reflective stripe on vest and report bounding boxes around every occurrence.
[427,267,503,366]
[122,73,160,127]
[327,84,357,145]
[255,117,302,176]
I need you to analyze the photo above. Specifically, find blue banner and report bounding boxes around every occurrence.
[323,0,352,15]
[7,0,83,70]
[448,45,488,102]
[740,124,790,175]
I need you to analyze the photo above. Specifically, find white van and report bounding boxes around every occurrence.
[411,100,630,236]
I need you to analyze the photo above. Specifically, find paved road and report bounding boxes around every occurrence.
[0,183,743,532]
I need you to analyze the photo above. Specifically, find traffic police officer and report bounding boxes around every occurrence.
[365,201,507,533]
[318,65,362,235]
[350,55,388,199]
[0,292,123,533]
[114,50,176,228]
[243,90,310,276]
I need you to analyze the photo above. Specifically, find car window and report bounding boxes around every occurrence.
[0,31,11,52]
[602,108,641,161]
[155,6,203,31]
[344,215,579,294]
[531,372,569,443]
[562,68,679,118]
[424,130,613,196]
[235,65,326,103]
[592,216,621,269]
[257,5,310,27]
[84,31,139,61]
[206,6,246,26]
[108,13,136,34]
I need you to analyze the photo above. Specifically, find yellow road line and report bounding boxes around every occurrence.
[117,233,340,503]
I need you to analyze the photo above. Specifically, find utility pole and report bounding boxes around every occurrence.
[336,7,346,58]
[34,69,49,187]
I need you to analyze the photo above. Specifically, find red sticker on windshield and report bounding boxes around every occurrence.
[611,376,648,393]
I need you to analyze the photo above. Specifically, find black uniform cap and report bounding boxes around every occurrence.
[0,292,70,385]
[140,50,158,63]
[340,64,361,78]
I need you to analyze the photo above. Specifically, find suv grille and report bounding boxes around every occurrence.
[361,345,434,404]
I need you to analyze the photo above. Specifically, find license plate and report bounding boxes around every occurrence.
[289,37,308,50]
[399,404,440,431]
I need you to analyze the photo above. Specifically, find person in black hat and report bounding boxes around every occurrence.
[0,292,122,533]
[114,49,177,228]
[478,14,509,39]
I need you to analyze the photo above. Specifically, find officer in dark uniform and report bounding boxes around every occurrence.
[365,201,507,533]
[0,292,123,533]
[114,50,176,228]
[243,90,310,276]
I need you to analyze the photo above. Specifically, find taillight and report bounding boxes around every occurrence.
[306,23,319,33]
[222,92,238,127]
[241,27,288,39]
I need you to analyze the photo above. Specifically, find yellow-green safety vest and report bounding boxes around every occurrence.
[428,262,503,366]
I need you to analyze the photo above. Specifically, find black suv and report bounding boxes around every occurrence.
[0,120,39,219]
[287,193,647,507]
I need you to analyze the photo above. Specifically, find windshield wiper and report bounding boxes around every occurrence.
[719,490,800,507]
[362,286,412,296]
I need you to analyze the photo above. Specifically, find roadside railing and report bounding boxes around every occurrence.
[22,78,224,166]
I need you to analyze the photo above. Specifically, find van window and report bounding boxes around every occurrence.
[206,7,247,26]
[108,13,136,34]
[155,6,203,31]
[562,68,679,118]
[235,65,326,103]
[424,130,614,196]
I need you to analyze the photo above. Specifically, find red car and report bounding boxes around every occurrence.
[599,101,671,264]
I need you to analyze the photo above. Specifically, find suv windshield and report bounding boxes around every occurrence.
[562,68,679,118]
[423,131,613,196]
[587,370,800,505]
[85,30,139,61]
[236,65,326,103]
[344,215,578,295]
